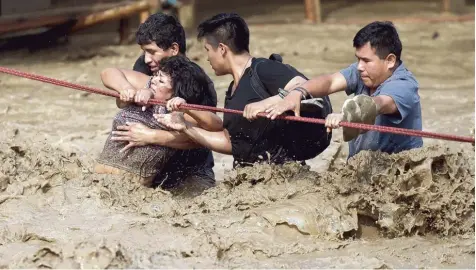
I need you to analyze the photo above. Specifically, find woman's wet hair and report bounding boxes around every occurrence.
[158,55,209,105]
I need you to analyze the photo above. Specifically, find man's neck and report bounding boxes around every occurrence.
[230,53,252,83]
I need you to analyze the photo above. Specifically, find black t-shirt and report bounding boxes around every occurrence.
[133,54,153,76]
[223,57,299,165]
[133,54,217,185]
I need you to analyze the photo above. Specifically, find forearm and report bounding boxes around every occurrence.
[183,124,232,154]
[101,68,135,93]
[372,95,398,115]
[150,129,201,150]
[297,75,334,97]
[184,110,223,131]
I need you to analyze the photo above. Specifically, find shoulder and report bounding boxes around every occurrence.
[391,62,419,88]
[253,58,298,77]
[339,62,358,77]
[378,76,420,107]
[254,58,283,71]
[340,62,362,95]
[381,64,419,95]
[339,62,360,83]
[133,54,152,76]
[382,78,418,92]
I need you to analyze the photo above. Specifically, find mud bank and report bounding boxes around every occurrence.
[0,134,473,268]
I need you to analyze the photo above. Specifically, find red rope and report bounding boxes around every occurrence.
[0,66,474,144]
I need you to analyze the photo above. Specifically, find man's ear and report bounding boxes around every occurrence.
[218,43,227,56]
[170,42,180,55]
[386,53,397,69]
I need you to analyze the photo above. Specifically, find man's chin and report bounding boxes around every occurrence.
[213,69,226,76]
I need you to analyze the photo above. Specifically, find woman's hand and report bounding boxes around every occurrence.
[134,88,155,110]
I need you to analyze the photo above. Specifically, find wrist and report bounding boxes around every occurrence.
[149,130,160,144]
[184,119,194,131]
[286,89,303,101]
[121,83,134,92]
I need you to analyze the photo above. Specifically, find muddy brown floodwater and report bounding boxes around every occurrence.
[0,12,474,269]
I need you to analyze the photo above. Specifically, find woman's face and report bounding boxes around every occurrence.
[150,71,173,100]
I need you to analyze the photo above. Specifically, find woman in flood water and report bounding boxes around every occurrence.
[94,55,222,188]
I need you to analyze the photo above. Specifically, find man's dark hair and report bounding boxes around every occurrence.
[136,12,186,54]
[159,55,211,106]
[197,13,249,54]
[353,21,402,62]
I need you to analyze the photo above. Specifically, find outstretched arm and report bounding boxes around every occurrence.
[182,124,232,154]
[111,122,201,152]
[265,72,347,119]
[100,68,151,107]
[154,113,232,154]
[166,97,223,131]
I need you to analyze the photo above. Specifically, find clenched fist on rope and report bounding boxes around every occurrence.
[325,95,378,142]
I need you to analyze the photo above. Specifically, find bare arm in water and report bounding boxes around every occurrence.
[100,68,151,108]
[166,97,223,132]
[154,113,232,154]
[111,122,202,152]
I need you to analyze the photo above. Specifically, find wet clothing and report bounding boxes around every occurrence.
[133,54,217,188]
[97,104,174,178]
[224,57,330,166]
[340,61,423,158]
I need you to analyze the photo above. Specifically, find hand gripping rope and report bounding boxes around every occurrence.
[0,66,474,144]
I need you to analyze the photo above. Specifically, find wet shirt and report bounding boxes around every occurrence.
[223,58,299,165]
[97,104,173,178]
[133,54,217,185]
[340,61,423,158]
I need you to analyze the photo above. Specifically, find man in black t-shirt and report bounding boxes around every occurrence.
[110,12,218,190]
[155,13,332,167]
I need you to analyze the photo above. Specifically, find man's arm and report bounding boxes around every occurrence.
[182,124,232,154]
[294,72,348,97]
[150,129,202,149]
[100,68,151,107]
[166,97,223,131]
[265,72,348,119]
[373,95,398,115]
[183,110,223,131]
[101,68,151,92]
[111,122,201,151]
[375,80,418,123]
[154,113,232,154]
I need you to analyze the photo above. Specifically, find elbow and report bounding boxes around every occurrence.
[201,115,224,132]
[200,123,223,132]
[210,121,224,132]
[100,68,116,85]
[211,118,224,132]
